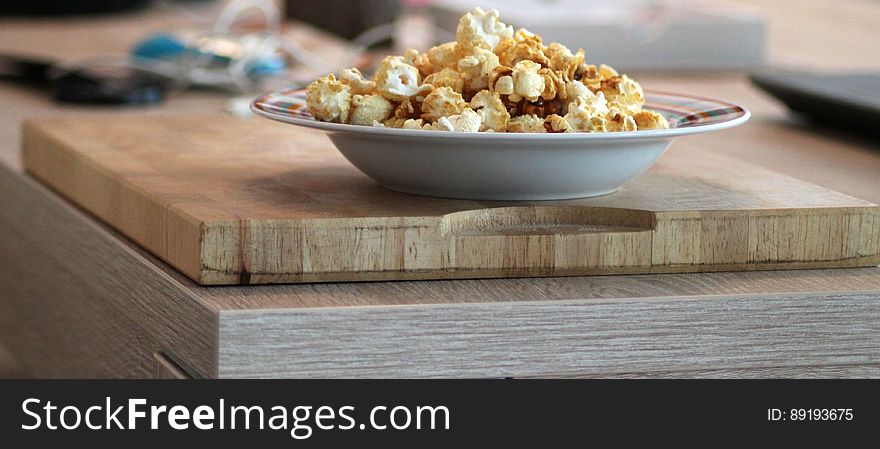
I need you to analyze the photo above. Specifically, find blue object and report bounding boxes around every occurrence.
[131,33,188,60]
[245,55,285,79]
[130,32,288,86]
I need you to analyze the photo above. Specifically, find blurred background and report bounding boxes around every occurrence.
[1,0,878,93]
[0,0,876,175]
[0,0,878,377]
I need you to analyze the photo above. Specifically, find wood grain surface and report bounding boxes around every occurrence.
[218,291,880,378]
[0,165,219,378]
[154,353,192,379]
[4,160,880,379]
[1,0,880,378]
[526,363,880,379]
[0,343,26,378]
[22,116,880,285]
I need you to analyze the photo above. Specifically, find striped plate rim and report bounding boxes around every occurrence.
[251,88,749,138]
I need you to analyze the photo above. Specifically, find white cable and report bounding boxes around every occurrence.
[134,0,443,91]
[336,22,398,70]
[214,0,281,35]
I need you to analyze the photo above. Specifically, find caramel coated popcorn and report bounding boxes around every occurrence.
[306,74,350,123]
[374,56,431,102]
[422,86,468,121]
[469,90,509,131]
[349,93,394,126]
[456,7,514,52]
[338,68,376,96]
[306,8,668,133]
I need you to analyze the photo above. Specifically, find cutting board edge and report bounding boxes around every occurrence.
[193,256,880,285]
[22,119,209,284]
[193,203,880,285]
[20,117,880,286]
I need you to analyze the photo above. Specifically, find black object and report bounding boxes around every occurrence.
[0,53,169,105]
[286,0,401,40]
[0,0,154,15]
[750,70,880,138]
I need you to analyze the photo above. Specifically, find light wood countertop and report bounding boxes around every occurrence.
[1,1,878,378]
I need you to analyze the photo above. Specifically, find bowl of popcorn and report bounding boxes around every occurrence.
[252,8,749,200]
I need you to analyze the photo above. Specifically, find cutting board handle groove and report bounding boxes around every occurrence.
[439,206,656,237]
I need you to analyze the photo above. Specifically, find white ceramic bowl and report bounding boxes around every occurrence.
[252,89,749,200]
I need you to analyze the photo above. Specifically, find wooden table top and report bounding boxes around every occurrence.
[1,0,879,378]
[1,0,880,311]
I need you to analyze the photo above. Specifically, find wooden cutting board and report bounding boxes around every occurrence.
[22,115,880,285]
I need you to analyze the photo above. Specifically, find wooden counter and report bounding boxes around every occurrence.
[1,0,879,378]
